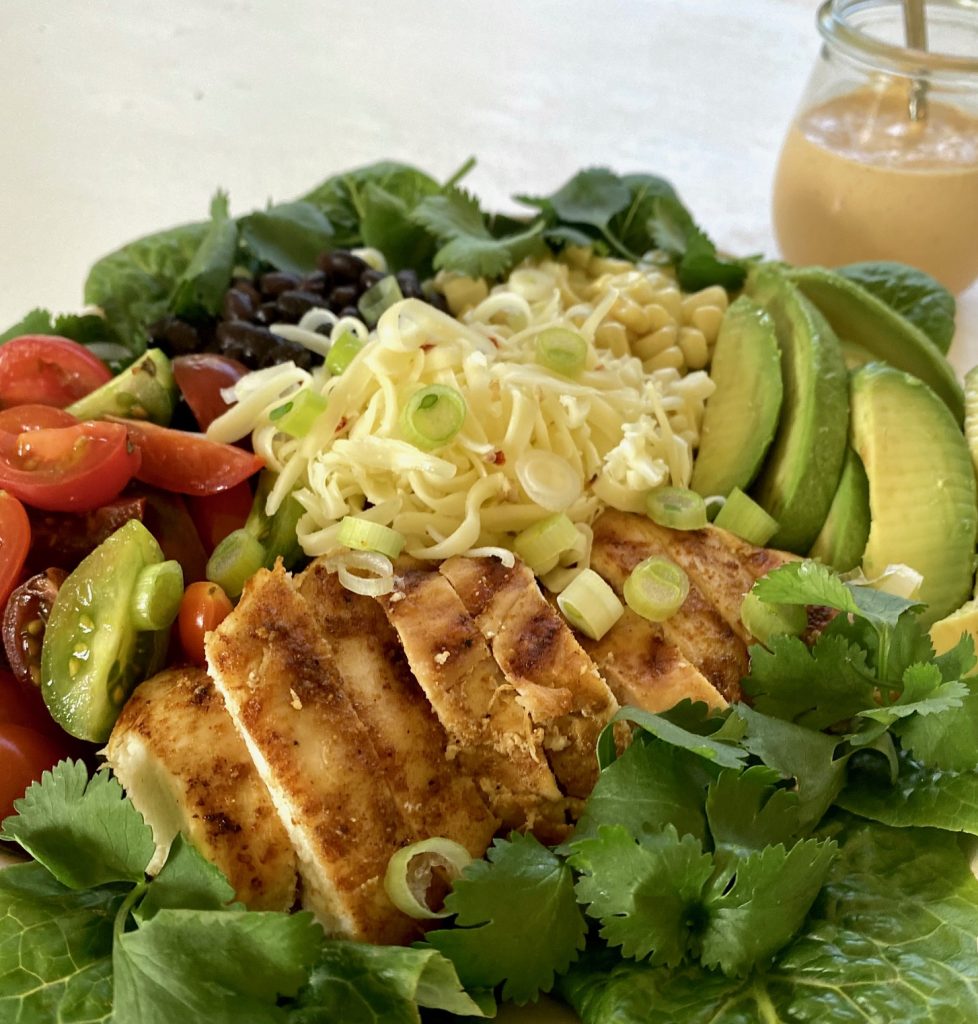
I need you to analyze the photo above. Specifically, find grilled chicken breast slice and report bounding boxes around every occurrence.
[296,560,497,856]
[378,569,567,840]
[591,510,748,701]
[105,667,297,912]
[577,607,727,713]
[206,565,422,944]
[440,555,617,800]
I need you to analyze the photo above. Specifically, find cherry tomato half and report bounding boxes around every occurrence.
[0,491,30,611]
[0,335,111,409]
[173,354,249,431]
[2,569,66,692]
[178,581,233,667]
[116,418,263,496]
[187,481,253,553]
[0,724,68,821]
[0,404,78,435]
[0,420,141,512]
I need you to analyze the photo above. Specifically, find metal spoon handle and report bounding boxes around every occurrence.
[903,0,929,121]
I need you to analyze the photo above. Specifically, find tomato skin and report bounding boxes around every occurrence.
[117,418,263,496]
[0,421,141,512]
[0,336,111,409]
[25,497,146,574]
[2,570,66,692]
[187,481,253,553]
[0,404,78,435]
[0,724,68,820]
[178,581,233,667]
[173,354,248,431]
[0,491,30,611]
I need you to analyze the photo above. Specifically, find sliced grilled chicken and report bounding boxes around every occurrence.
[296,560,497,856]
[590,509,748,701]
[105,667,297,912]
[377,569,568,841]
[440,555,617,800]
[577,607,727,713]
[206,565,422,944]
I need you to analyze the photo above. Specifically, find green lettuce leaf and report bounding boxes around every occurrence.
[238,201,333,275]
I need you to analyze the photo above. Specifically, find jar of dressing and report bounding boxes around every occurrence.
[772,0,978,293]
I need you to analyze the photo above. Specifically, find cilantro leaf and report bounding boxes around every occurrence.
[0,862,122,1024]
[134,833,237,922]
[518,168,631,236]
[607,707,748,770]
[0,307,59,344]
[705,766,801,865]
[570,825,714,967]
[426,832,586,1003]
[169,191,240,319]
[290,942,491,1023]
[894,676,978,770]
[700,839,837,977]
[413,190,545,278]
[359,183,438,275]
[238,201,333,275]
[856,662,966,733]
[0,761,154,888]
[607,173,679,257]
[743,633,877,729]
[113,908,321,1024]
[569,732,712,848]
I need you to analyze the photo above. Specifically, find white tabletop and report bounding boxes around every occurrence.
[1,4,975,1022]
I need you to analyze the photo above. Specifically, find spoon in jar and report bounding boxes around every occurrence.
[903,0,929,121]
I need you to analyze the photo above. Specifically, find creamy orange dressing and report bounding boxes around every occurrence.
[773,85,978,293]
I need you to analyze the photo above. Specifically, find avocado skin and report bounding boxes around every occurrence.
[691,297,782,498]
[851,363,977,628]
[789,266,964,424]
[747,269,849,554]
[808,446,871,572]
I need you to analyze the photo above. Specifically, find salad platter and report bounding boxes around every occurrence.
[1,160,978,1024]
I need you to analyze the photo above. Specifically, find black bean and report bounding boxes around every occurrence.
[300,270,327,293]
[338,306,361,321]
[231,278,262,306]
[255,301,280,325]
[396,269,422,299]
[216,321,275,367]
[222,287,255,321]
[277,289,324,320]
[150,316,201,356]
[259,271,301,298]
[319,250,367,283]
[314,322,333,337]
[328,284,358,312]
[360,268,386,290]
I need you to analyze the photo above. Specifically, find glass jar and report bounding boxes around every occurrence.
[772,0,978,293]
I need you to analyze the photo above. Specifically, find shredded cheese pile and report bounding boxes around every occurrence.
[208,253,718,589]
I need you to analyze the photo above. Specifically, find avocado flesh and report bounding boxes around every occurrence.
[788,266,964,424]
[67,348,175,425]
[746,269,849,554]
[809,445,871,572]
[690,297,782,498]
[850,363,977,628]
[930,598,978,660]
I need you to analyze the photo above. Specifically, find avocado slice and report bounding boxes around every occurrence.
[690,296,782,497]
[67,348,175,425]
[788,266,964,424]
[746,268,849,553]
[850,363,977,627]
[808,445,870,572]
[930,598,978,661]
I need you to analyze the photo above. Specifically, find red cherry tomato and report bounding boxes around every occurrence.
[0,335,111,409]
[0,491,30,610]
[173,354,249,431]
[178,581,233,667]
[187,481,254,553]
[0,666,62,737]
[0,724,68,820]
[0,404,78,435]
[0,420,141,512]
[116,418,263,496]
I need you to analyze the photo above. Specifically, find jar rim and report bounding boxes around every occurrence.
[817,0,978,78]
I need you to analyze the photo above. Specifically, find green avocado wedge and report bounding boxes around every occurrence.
[788,266,964,424]
[690,297,782,497]
[809,445,871,572]
[746,268,849,554]
[850,363,977,627]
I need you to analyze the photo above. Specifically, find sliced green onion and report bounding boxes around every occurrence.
[704,495,726,522]
[337,516,405,559]
[623,556,689,622]
[647,487,708,530]
[273,389,328,439]
[535,327,587,377]
[513,513,579,575]
[325,330,365,375]
[740,590,807,647]
[712,487,779,546]
[131,560,184,631]
[357,275,403,327]
[384,837,472,920]
[515,451,581,511]
[206,528,267,599]
[557,568,624,640]
[400,385,467,450]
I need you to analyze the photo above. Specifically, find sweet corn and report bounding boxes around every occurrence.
[690,305,724,344]
[644,302,676,332]
[677,327,710,370]
[611,295,651,335]
[594,320,630,357]
[633,324,678,360]
[681,285,729,318]
[644,345,685,372]
[442,275,489,315]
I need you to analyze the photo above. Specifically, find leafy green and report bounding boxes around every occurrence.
[426,832,586,1003]
[0,307,58,344]
[705,766,801,864]
[0,862,122,1024]
[357,182,438,275]
[238,201,333,275]
[839,260,956,354]
[413,190,545,278]
[133,834,237,922]
[601,706,748,770]
[0,761,154,889]
[290,942,491,1023]
[169,191,239,319]
[895,675,978,770]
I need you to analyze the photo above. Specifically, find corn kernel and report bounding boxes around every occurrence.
[633,324,677,360]
[624,276,657,305]
[644,345,685,372]
[678,326,710,369]
[442,276,489,315]
[690,304,724,344]
[644,302,676,332]
[653,287,683,321]
[611,295,650,335]
[681,285,729,318]
[595,320,630,356]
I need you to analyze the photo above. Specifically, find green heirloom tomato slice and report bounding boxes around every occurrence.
[40,519,168,742]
